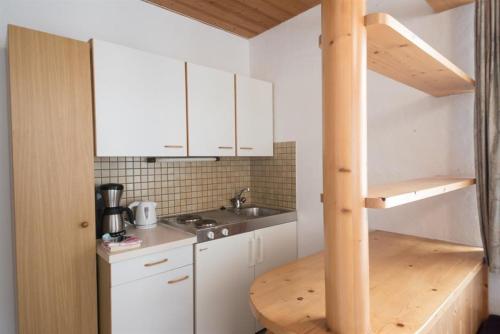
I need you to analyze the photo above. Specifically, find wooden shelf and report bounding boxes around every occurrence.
[250,231,486,334]
[426,0,475,13]
[365,177,475,209]
[365,13,475,97]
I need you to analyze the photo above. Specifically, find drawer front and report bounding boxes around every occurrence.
[111,246,192,286]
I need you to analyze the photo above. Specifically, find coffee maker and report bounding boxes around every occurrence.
[96,183,134,238]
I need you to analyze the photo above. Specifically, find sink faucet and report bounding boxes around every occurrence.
[231,187,250,209]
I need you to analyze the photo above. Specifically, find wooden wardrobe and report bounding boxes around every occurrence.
[8,25,97,333]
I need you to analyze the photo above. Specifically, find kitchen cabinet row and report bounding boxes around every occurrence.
[98,221,297,334]
[92,39,274,157]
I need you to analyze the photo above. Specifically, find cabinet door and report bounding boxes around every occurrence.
[112,265,193,334]
[254,222,297,332]
[236,75,273,156]
[8,26,97,334]
[93,39,187,157]
[255,222,297,277]
[195,233,255,334]
[187,63,235,156]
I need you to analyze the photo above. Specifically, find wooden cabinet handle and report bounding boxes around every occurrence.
[240,147,254,150]
[218,146,233,149]
[144,258,168,267]
[167,275,189,284]
[164,145,183,148]
[80,221,89,228]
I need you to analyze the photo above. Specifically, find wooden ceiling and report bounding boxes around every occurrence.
[145,0,321,38]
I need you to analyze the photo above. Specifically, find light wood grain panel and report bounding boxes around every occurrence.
[426,0,475,12]
[175,0,267,33]
[8,25,97,334]
[365,177,476,209]
[145,0,257,38]
[365,13,475,96]
[98,257,112,334]
[234,0,291,22]
[250,231,486,334]
[424,266,488,334]
[144,0,320,38]
[321,0,369,332]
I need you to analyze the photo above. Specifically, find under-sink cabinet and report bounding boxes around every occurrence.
[98,245,194,334]
[92,39,187,157]
[195,221,297,334]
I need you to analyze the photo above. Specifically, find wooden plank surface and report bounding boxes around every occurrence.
[250,231,486,334]
[365,177,476,209]
[424,265,487,334]
[144,0,320,38]
[8,25,97,333]
[365,13,475,96]
[426,0,475,12]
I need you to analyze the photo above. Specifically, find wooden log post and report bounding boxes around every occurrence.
[321,0,370,333]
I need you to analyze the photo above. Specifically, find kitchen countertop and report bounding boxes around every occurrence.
[97,224,196,264]
[161,206,297,243]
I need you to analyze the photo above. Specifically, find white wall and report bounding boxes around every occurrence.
[250,0,500,314]
[0,1,249,333]
[0,0,249,73]
[250,6,323,257]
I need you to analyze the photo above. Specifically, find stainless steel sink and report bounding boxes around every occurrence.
[230,207,283,217]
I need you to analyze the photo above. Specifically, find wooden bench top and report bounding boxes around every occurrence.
[250,231,484,334]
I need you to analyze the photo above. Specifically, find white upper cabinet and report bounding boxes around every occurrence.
[92,39,187,157]
[187,63,236,157]
[236,75,274,156]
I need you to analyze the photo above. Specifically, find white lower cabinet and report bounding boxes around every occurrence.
[195,221,297,334]
[98,245,194,334]
[254,222,298,277]
[99,223,296,334]
[112,265,193,334]
[195,232,255,334]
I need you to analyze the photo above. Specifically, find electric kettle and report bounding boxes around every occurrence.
[128,201,157,229]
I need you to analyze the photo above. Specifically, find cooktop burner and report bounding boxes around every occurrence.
[177,214,202,224]
[195,219,217,228]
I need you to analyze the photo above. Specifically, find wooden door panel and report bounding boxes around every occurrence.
[8,25,97,334]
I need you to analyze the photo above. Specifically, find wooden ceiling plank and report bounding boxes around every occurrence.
[264,0,310,16]
[214,0,280,29]
[297,0,322,8]
[426,0,475,12]
[146,0,257,38]
[175,0,267,34]
[233,0,292,22]
[145,0,321,38]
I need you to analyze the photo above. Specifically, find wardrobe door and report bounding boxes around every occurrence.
[8,25,97,334]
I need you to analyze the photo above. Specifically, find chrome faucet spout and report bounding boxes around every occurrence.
[236,187,250,197]
[231,187,250,209]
